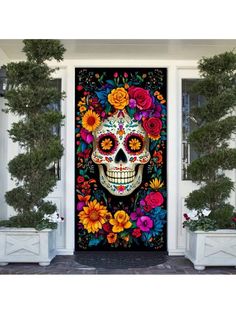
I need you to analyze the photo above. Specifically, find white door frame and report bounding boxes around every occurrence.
[57,60,199,255]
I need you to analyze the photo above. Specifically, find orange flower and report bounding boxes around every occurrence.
[79,106,87,112]
[129,138,141,150]
[82,110,101,132]
[109,210,132,233]
[79,199,108,233]
[149,178,164,190]
[105,212,112,220]
[117,129,125,136]
[78,195,91,203]
[101,138,113,150]
[123,235,130,242]
[108,87,129,110]
[78,97,86,106]
[107,233,117,244]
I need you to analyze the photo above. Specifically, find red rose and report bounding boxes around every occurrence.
[128,86,152,110]
[103,222,112,233]
[145,192,164,209]
[76,85,83,91]
[143,117,162,140]
[77,176,85,184]
[132,228,142,238]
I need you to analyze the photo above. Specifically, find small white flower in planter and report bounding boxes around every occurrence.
[44,212,64,223]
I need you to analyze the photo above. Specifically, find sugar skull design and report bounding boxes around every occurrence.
[92,110,150,196]
[75,68,167,251]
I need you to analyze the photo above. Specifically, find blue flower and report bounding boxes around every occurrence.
[141,207,167,240]
[95,88,111,107]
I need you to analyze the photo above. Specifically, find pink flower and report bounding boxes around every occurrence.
[124,72,128,78]
[77,176,85,184]
[114,72,118,78]
[76,85,83,91]
[80,128,94,144]
[128,86,153,110]
[144,192,164,209]
[137,216,153,232]
[77,201,85,211]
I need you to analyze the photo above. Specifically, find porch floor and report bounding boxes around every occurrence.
[0,252,236,274]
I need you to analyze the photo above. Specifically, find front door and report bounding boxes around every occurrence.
[75,68,167,251]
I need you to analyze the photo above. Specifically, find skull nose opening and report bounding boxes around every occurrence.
[115,149,128,163]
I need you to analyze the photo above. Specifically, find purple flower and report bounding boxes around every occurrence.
[129,98,137,109]
[140,199,146,207]
[134,112,143,121]
[77,223,84,229]
[77,201,85,211]
[130,207,143,221]
[81,128,94,144]
[137,216,153,232]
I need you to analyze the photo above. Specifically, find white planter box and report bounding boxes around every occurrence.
[0,228,57,266]
[185,228,236,270]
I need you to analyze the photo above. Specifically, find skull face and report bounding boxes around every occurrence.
[92,110,150,196]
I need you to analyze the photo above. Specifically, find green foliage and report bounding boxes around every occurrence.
[1,40,65,229]
[183,216,217,232]
[187,149,236,182]
[185,51,236,230]
[186,176,234,211]
[22,40,66,63]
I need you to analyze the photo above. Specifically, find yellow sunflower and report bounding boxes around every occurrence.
[109,210,132,233]
[82,110,101,132]
[79,199,108,233]
[129,138,141,150]
[149,178,164,190]
[101,138,113,150]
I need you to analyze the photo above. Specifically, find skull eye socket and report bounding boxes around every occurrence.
[125,133,144,155]
[98,133,118,155]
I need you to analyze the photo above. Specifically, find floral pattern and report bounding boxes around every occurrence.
[75,68,167,250]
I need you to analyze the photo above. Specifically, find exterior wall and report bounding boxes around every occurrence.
[1,55,235,255]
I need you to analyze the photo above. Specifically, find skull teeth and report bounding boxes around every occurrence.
[106,171,135,184]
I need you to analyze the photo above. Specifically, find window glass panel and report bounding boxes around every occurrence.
[182,79,205,180]
[48,78,62,180]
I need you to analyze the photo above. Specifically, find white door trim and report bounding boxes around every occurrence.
[58,60,199,255]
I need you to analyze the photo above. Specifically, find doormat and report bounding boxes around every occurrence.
[75,68,167,251]
[75,251,167,269]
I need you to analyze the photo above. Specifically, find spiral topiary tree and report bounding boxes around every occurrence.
[0,40,66,230]
[185,51,236,230]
